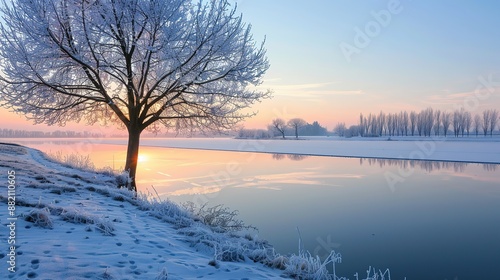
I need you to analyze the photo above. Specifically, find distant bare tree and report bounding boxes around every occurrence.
[409,111,417,136]
[359,113,366,137]
[423,108,434,137]
[464,111,472,137]
[334,122,347,137]
[271,118,287,139]
[378,112,386,136]
[434,110,441,136]
[416,112,424,136]
[483,110,492,136]
[401,111,409,136]
[453,110,463,137]
[387,114,394,136]
[288,118,307,139]
[489,109,499,136]
[473,114,481,137]
[345,125,360,138]
[442,112,451,137]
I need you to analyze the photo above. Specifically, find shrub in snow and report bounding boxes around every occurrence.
[214,242,246,262]
[137,193,194,229]
[248,247,280,264]
[267,255,289,270]
[47,151,96,171]
[115,170,132,189]
[60,208,115,236]
[155,268,168,280]
[355,267,393,280]
[280,231,347,280]
[183,202,256,232]
[285,252,331,280]
[24,208,53,229]
[98,269,114,280]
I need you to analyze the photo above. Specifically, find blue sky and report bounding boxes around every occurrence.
[1,0,499,131]
[234,0,500,128]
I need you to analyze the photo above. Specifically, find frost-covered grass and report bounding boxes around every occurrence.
[46,150,115,176]
[23,208,53,229]
[135,191,400,279]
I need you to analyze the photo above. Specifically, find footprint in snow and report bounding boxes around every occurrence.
[31,259,40,269]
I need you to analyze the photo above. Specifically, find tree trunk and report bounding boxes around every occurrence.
[125,126,141,192]
[295,127,298,139]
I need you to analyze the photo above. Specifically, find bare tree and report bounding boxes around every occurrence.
[453,109,465,137]
[386,114,393,136]
[483,110,492,136]
[359,113,366,137]
[271,118,287,139]
[463,111,472,137]
[442,112,451,137]
[489,109,499,137]
[409,111,417,136]
[473,114,481,137]
[333,122,346,137]
[434,110,441,136]
[377,111,386,136]
[287,118,307,139]
[0,0,269,190]
[416,108,434,137]
[401,111,409,136]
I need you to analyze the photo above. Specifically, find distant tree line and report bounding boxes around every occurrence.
[237,118,328,139]
[268,118,328,139]
[0,129,104,138]
[334,108,499,138]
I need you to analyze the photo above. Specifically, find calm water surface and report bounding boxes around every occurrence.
[4,138,500,280]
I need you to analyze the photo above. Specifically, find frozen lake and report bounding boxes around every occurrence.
[4,138,500,279]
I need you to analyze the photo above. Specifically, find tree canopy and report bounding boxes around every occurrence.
[0,0,270,190]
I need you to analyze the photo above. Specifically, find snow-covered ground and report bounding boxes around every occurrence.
[100,136,500,164]
[0,143,291,279]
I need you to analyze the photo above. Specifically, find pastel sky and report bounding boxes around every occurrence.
[1,0,500,132]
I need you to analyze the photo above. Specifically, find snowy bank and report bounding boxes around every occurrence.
[0,143,292,279]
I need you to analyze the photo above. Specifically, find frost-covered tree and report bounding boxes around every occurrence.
[473,114,481,137]
[409,111,417,136]
[434,110,441,136]
[489,109,498,137]
[377,111,385,136]
[0,0,269,190]
[452,110,462,137]
[463,111,472,137]
[287,118,306,139]
[442,112,451,137]
[482,110,492,136]
[271,118,287,139]
[359,113,365,137]
[333,122,346,137]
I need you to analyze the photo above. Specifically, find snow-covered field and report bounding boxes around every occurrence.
[101,136,500,164]
[0,143,291,279]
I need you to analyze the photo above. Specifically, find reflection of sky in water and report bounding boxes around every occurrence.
[5,139,500,280]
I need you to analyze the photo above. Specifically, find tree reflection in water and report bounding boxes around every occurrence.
[359,157,497,172]
[271,154,309,161]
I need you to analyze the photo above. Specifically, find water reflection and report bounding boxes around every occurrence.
[3,138,500,279]
[359,157,497,172]
[272,153,309,161]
